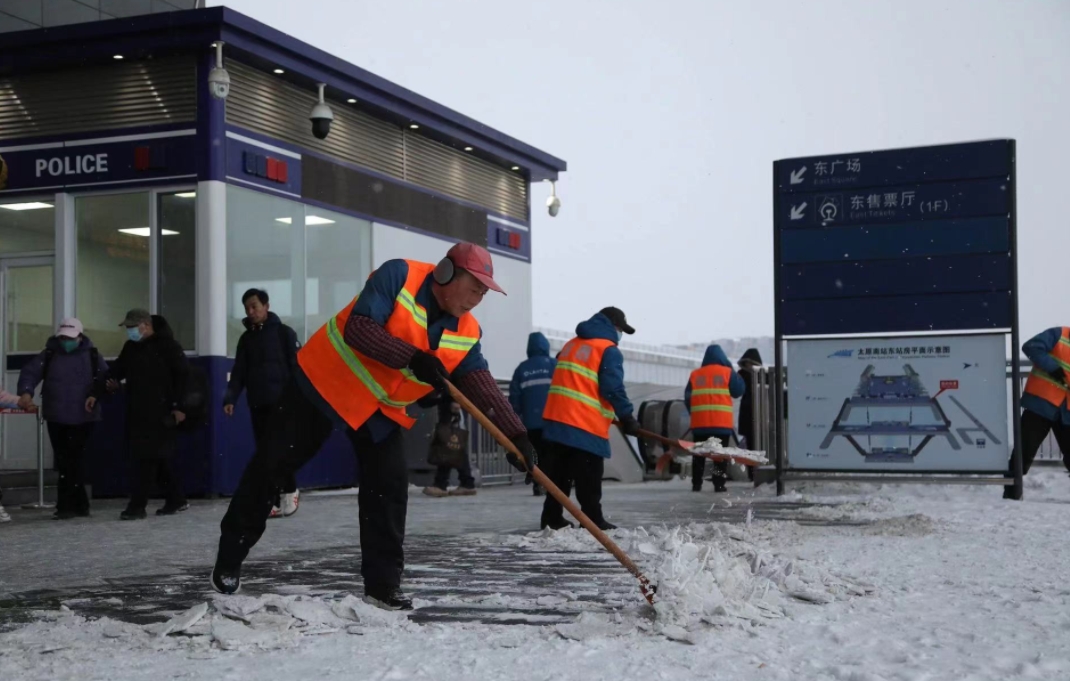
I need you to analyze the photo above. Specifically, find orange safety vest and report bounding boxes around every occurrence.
[542,337,617,439]
[1023,327,1070,409]
[298,260,481,430]
[688,364,735,430]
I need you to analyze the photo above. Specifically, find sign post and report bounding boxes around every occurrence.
[773,140,1019,494]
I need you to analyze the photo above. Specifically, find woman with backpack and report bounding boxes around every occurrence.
[105,310,191,520]
[17,318,109,520]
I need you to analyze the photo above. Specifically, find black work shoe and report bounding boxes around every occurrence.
[156,503,190,516]
[692,484,703,492]
[53,510,78,520]
[363,585,413,611]
[541,518,574,531]
[596,521,618,531]
[211,565,242,595]
[120,508,147,520]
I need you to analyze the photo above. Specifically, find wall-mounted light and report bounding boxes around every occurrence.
[347,98,357,104]
[464,146,473,152]
[409,124,420,130]
[174,192,196,199]
[273,68,285,74]
[113,54,124,60]
[511,166,520,171]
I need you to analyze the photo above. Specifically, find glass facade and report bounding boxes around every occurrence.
[158,191,197,350]
[225,185,372,355]
[0,199,54,254]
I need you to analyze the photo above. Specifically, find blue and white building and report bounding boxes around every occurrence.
[0,6,566,495]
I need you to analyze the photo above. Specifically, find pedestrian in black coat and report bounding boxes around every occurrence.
[106,310,190,520]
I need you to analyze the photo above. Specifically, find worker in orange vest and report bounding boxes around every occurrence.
[1006,326,1070,499]
[540,307,640,531]
[210,243,537,610]
[685,345,746,492]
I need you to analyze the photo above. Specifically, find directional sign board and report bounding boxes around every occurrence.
[774,140,1015,337]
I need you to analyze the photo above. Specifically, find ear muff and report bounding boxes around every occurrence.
[433,257,455,285]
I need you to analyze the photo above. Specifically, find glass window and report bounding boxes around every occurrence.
[76,192,150,357]
[305,206,372,338]
[0,199,54,254]
[225,185,372,355]
[226,185,305,354]
[158,191,197,351]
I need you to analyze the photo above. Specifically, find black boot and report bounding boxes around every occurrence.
[363,585,413,611]
[211,564,242,595]
[120,508,147,520]
[541,517,574,530]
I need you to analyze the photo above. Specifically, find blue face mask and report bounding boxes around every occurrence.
[126,326,142,342]
[616,329,624,342]
[60,338,79,353]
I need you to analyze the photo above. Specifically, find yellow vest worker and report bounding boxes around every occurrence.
[1007,326,1070,499]
[540,307,640,532]
[212,243,538,610]
[684,345,746,493]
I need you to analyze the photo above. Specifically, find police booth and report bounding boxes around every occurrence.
[0,7,566,497]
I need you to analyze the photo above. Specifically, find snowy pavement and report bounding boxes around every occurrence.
[3,469,1070,680]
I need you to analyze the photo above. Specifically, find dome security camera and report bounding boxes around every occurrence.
[546,180,561,217]
[208,42,230,100]
[310,83,334,140]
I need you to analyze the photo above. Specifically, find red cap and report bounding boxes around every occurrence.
[447,242,505,295]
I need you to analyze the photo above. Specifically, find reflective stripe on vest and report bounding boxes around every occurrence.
[542,337,616,438]
[1023,327,1070,409]
[689,364,734,430]
[298,260,481,430]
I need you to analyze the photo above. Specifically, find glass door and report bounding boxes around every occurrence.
[1,257,54,470]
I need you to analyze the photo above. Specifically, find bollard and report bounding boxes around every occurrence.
[21,412,53,510]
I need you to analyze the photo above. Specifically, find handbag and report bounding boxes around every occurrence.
[428,422,468,468]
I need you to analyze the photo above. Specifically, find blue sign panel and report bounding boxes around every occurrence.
[774,140,1015,337]
[225,136,302,197]
[0,131,198,193]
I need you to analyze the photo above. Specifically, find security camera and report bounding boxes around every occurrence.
[208,42,230,100]
[545,180,561,217]
[547,195,561,217]
[310,83,334,140]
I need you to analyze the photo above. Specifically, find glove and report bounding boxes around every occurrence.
[408,351,448,389]
[507,433,538,473]
[618,415,641,436]
[415,392,442,409]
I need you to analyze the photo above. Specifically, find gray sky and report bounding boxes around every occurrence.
[212,0,1069,346]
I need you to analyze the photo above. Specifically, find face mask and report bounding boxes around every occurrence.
[60,338,79,353]
[126,327,142,342]
[616,329,624,342]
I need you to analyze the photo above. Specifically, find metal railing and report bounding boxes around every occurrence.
[466,380,524,486]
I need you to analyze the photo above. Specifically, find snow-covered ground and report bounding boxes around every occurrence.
[3,469,1070,681]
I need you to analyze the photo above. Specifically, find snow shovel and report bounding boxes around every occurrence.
[444,379,657,606]
[620,423,763,476]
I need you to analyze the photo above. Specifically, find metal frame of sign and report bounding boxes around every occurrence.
[771,140,1021,497]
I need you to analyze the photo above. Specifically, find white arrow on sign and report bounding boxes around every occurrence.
[790,166,808,184]
[790,202,807,220]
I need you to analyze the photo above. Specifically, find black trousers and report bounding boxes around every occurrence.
[47,422,95,514]
[692,434,731,489]
[251,404,297,494]
[540,441,607,527]
[217,379,410,590]
[1005,410,1070,496]
[127,438,186,512]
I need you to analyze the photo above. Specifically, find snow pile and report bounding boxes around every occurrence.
[506,522,873,639]
[689,438,768,465]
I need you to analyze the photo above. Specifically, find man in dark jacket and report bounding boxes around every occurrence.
[223,289,302,517]
[509,332,556,496]
[106,310,190,520]
[736,348,763,452]
[17,318,109,519]
[685,345,746,492]
[540,308,639,531]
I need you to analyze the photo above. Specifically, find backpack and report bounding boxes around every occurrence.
[41,346,101,398]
